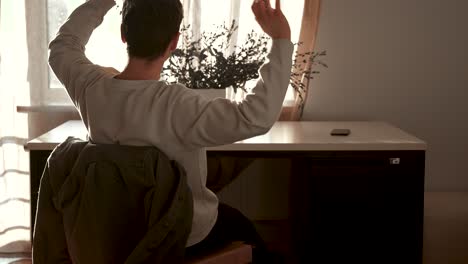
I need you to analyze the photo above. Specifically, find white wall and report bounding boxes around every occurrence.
[303,0,468,191]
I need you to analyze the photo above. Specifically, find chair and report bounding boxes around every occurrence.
[186,242,253,264]
[33,139,192,263]
[33,138,252,263]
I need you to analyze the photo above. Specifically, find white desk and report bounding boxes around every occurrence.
[26,120,426,263]
[26,120,426,151]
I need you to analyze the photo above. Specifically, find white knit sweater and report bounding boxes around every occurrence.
[49,0,294,246]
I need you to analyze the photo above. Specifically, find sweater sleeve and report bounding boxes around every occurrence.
[48,0,115,106]
[167,39,294,149]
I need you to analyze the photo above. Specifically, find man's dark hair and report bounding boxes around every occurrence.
[121,0,183,61]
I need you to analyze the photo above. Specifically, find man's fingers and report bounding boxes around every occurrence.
[275,0,281,11]
[256,0,273,13]
[251,1,259,16]
[251,0,262,18]
[252,0,267,20]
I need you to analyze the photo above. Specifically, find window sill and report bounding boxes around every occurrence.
[17,105,77,113]
[17,101,295,114]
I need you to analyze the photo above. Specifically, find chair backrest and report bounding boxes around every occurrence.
[34,138,193,264]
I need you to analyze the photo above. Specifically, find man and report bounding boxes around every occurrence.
[47,0,292,261]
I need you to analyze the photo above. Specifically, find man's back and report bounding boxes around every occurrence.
[48,0,294,247]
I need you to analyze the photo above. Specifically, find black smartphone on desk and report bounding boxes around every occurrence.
[330,128,351,136]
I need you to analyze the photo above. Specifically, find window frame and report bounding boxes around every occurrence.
[27,0,71,106]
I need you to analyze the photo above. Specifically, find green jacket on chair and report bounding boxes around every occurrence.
[33,137,193,264]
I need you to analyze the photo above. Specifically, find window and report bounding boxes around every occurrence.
[34,0,304,105]
[47,0,127,90]
[27,0,125,105]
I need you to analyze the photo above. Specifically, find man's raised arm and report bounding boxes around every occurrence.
[48,0,115,104]
[165,0,294,149]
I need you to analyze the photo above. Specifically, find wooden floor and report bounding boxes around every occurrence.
[423,192,468,264]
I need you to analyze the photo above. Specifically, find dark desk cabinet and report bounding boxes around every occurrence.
[289,151,425,264]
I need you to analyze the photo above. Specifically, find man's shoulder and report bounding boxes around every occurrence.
[157,82,203,100]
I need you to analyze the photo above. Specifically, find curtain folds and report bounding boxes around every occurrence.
[182,0,202,41]
[0,0,32,256]
[279,0,321,121]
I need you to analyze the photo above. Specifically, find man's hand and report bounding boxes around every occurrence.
[251,0,291,40]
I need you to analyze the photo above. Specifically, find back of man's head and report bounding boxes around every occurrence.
[121,0,183,61]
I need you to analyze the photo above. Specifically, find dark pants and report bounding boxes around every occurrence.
[185,203,271,263]
[194,157,280,263]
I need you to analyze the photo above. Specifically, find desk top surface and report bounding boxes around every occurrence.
[26,120,427,151]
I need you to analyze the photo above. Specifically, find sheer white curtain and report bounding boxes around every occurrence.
[0,0,32,257]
